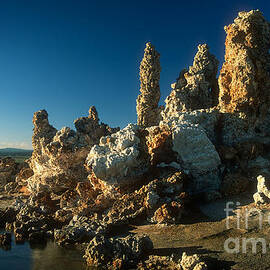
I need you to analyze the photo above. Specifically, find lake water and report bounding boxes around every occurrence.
[0,233,88,270]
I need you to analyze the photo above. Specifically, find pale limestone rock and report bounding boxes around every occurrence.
[163,44,218,119]
[257,175,270,198]
[193,262,208,270]
[253,192,268,205]
[161,108,219,144]
[136,42,162,127]
[180,252,208,270]
[253,174,270,204]
[172,121,221,191]
[86,124,149,190]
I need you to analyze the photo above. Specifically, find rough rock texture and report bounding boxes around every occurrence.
[84,234,153,269]
[172,122,221,192]
[163,44,219,119]
[6,10,270,268]
[145,125,176,165]
[28,108,118,193]
[218,10,270,120]
[103,170,187,226]
[136,42,162,127]
[0,158,23,186]
[180,252,208,270]
[86,124,149,191]
[253,174,270,204]
[137,255,181,269]
[74,106,119,145]
[151,201,184,224]
[54,216,107,246]
[15,167,33,184]
[161,109,219,144]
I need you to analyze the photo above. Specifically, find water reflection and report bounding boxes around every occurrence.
[0,233,88,270]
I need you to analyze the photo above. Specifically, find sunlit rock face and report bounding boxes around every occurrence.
[215,10,270,145]
[28,108,119,194]
[86,124,150,192]
[218,10,270,118]
[145,125,176,166]
[253,174,270,205]
[136,42,163,127]
[162,44,219,119]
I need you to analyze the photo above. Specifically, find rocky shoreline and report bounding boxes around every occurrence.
[1,9,270,269]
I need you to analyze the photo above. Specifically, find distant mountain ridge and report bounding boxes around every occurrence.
[0,148,33,161]
[0,148,33,153]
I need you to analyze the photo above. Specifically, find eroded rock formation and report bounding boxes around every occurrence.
[0,158,31,193]
[84,234,153,269]
[86,124,149,192]
[218,10,270,120]
[253,174,270,204]
[27,108,119,193]
[74,106,119,145]
[3,9,270,270]
[162,44,219,120]
[136,42,162,127]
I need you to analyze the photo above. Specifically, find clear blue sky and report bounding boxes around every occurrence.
[0,0,269,149]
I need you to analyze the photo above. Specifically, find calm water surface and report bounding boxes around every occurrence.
[0,232,89,270]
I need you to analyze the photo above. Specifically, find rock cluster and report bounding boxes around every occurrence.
[136,42,162,127]
[137,252,208,270]
[102,170,187,226]
[0,157,32,193]
[0,158,26,187]
[3,8,270,270]
[27,108,119,194]
[84,234,153,269]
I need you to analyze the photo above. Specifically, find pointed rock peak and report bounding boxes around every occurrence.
[32,109,49,128]
[136,42,162,127]
[88,106,99,124]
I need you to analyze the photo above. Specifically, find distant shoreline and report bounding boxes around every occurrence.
[0,148,32,163]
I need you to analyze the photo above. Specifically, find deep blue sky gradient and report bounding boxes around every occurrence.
[0,0,270,149]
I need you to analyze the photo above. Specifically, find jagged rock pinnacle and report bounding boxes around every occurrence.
[218,10,270,119]
[136,42,162,127]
